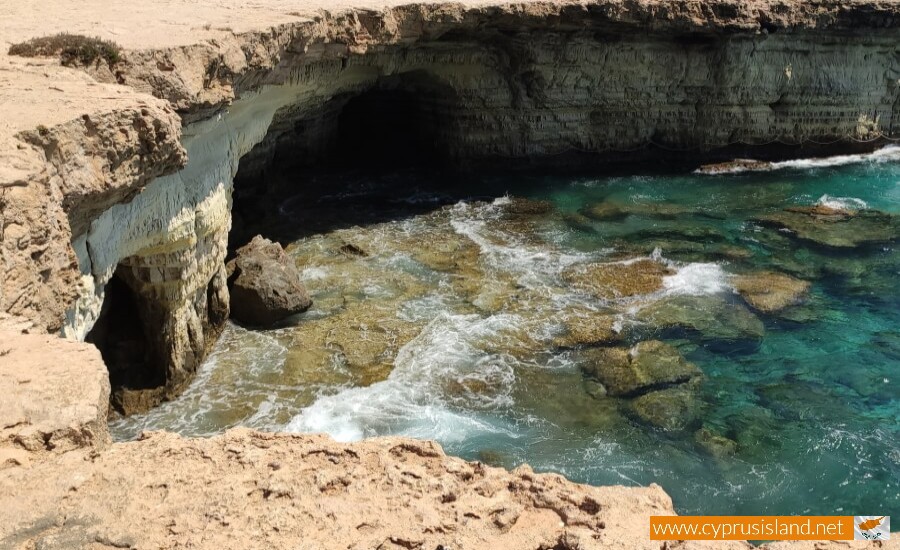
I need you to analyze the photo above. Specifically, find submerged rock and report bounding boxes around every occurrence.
[580,201,628,221]
[732,271,810,313]
[755,206,899,248]
[581,340,702,397]
[622,238,752,261]
[227,235,312,326]
[637,295,765,343]
[627,382,704,432]
[562,259,674,300]
[694,427,738,459]
[563,212,596,233]
[580,200,697,222]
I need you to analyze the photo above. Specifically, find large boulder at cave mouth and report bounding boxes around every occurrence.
[226,236,312,326]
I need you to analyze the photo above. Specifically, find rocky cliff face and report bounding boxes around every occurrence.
[2,0,900,408]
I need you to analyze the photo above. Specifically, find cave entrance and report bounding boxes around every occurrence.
[231,72,475,245]
[334,85,442,169]
[86,269,161,410]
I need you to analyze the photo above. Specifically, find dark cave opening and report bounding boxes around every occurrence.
[86,270,161,409]
[230,74,474,246]
[335,87,443,169]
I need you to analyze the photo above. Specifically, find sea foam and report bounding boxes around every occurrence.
[285,312,521,442]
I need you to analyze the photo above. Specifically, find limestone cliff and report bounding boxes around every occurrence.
[2,0,900,409]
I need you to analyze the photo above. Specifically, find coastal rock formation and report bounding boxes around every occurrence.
[227,236,311,326]
[3,0,900,405]
[732,271,810,313]
[581,340,702,397]
[0,427,676,550]
[563,259,674,300]
[1,312,896,548]
[755,206,900,248]
[0,318,110,466]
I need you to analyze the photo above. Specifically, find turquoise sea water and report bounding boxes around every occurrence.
[112,148,900,516]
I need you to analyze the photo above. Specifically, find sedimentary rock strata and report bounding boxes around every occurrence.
[2,0,900,405]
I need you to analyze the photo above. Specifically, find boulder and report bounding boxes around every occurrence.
[554,309,622,348]
[581,340,702,397]
[627,383,704,432]
[732,271,810,313]
[227,236,312,326]
[695,158,773,175]
[694,427,738,459]
[580,201,628,221]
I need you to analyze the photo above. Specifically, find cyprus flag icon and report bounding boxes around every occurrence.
[854,516,890,541]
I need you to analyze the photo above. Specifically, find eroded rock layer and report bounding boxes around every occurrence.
[2,0,900,407]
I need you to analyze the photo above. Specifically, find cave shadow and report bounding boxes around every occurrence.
[230,71,518,247]
[85,271,161,403]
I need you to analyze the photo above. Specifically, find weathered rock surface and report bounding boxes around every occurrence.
[0,319,110,466]
[756,206,900,248]
[555,310,623,348]
[227,236,311,326]
[563,259,674,300]
[581,340,701,397]
[0,428,676,550]
[733,271,810,313]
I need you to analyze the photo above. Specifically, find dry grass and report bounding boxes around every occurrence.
[8,33,122,67]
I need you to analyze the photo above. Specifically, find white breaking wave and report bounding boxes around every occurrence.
[300,266,330,281]
[695,145,900,174]
[285,312,521,442]
[648,248,731,297]
[816,194,868,210]
[448,198,597,292]
[662,262,731,296]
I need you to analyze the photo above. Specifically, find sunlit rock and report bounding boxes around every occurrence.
[732,271,810,313]
[227,236,312,326]
[637,295,765,343]
[695,158,773,175]
[581,340,702,397]
[755,206,899,248]
[553,308,623,348]
[563,259,674,300]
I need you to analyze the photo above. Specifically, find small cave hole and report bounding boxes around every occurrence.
[86,270,161,409]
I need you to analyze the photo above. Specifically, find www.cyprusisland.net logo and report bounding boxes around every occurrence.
[854,516,890,540]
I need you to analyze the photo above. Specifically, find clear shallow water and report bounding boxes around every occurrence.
[112,148,900,516]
